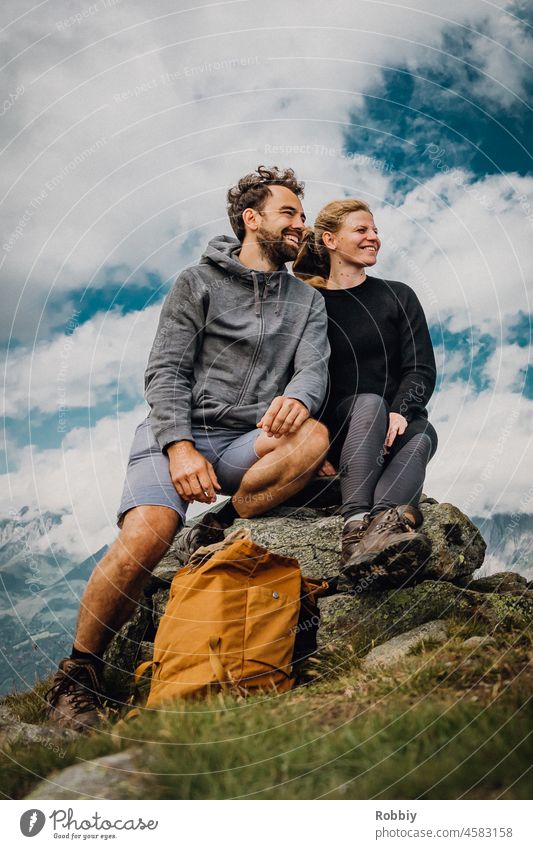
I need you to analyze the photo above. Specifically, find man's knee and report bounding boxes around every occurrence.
[114,505,181,573]
[297,418,329,458]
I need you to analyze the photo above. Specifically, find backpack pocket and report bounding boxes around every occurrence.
[242,585,299,689]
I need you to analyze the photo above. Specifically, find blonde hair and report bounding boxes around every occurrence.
[293,198,372,287]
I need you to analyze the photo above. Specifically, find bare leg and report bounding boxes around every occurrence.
[73,505,180,655]
[232,418,329,519]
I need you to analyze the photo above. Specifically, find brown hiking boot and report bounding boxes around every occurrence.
[339,504,431,592]
[336,515,371,593]
[173,511,226,565]
[45,658,107,732]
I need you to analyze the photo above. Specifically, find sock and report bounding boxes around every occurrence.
[369,504,390,518]
[215,498,240,527]
[70,646,104,674]
[345,511,368,525]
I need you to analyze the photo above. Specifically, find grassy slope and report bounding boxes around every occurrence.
[1,619,532,800]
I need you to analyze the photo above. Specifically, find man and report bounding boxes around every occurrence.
[46,165,330,730]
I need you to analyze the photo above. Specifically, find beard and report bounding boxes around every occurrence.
[256,224,299,266]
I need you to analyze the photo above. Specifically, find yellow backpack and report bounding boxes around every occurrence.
[135,529,329,707]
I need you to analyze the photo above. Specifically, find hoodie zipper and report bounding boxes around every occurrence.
[235,274,268,407]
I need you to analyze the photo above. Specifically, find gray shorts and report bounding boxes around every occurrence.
[117,417,260,525]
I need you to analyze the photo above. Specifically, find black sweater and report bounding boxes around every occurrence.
[319,275,436,424]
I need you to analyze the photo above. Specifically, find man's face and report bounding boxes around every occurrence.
[254,185,306,266]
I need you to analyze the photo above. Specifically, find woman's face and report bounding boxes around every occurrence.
[325,210,381,268]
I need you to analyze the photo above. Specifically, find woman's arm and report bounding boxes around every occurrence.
[390,285,436,421]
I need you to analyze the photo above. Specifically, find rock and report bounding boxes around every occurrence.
[462,636,496,649]
[233,501,486,582]
[104,502,490,695]
[103,638,154,702]
[419,502,486,580]
[0,707,78,748]
[234,506,342,577]
[26,748,150,800]
[456,571,528,594]
[152,587,173,630]
[361,620,448,670]
[318,580,533,650]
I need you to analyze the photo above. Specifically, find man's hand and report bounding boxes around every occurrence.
[257,396,309,438]
[167,441,221,503]
[384,412,408,452]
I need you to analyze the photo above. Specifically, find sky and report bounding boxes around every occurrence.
[1,0,532,561]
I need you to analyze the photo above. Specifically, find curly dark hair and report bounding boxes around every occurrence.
[227,165,304,241]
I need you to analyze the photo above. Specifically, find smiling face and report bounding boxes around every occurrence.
[252,184,306,265]
[323,210,381,268]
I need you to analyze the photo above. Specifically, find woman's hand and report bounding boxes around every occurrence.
[317,459,337,477]
[384,412,408,452]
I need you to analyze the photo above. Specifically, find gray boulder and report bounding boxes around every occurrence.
[456,571,529,594]
[232,500,486,581]
[318,579,533,652]
[361,620,449,670]
[462,635,496,649]
[0,706,77,749]
[26,749,149,800]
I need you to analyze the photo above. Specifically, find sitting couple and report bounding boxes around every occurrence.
[47,165,437,729]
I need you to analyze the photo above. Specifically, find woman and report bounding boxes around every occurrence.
[293,199,438,591]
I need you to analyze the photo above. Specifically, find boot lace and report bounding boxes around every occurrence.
[372,509,414,536]
[45,665,102,714]
[343,521,369,546]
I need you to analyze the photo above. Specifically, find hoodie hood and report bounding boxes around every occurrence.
[200,234,287,315]
[200,235,253,279]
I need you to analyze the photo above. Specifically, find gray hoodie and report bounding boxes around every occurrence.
[144,235,330,449]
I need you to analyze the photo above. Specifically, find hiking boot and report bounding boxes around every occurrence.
[339,504,431,592]
[336,515,371,593]
[45,658,107,732]
[173,512,226,565]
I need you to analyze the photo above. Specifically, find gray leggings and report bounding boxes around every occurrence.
[337,393,437,520]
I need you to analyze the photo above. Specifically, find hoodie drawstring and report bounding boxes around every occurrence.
[252,271,283,317]
[275,275,282,316]
[252,271,260,317]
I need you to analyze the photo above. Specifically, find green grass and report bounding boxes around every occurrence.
[1,622,532,800]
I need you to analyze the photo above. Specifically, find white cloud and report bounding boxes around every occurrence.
[375,171,533,331]
[484,340,531,393]
[426,343,533,516]
[1,0,529,343]
[2,305,159,418]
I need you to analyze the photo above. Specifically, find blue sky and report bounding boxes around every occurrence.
[1,0,532,558]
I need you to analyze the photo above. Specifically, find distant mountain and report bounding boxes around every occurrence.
[472,513,533,581]
[0,510,106,695]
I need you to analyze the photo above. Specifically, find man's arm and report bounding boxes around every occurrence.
[283,289,330,413]
[144,271,206,451]
[144,272,222,504]
[258,290,330,436]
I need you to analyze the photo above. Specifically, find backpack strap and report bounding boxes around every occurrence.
[209,636,241,694]
[186,527,252,571]
[133,659,157,686]
[208,636,227,685]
